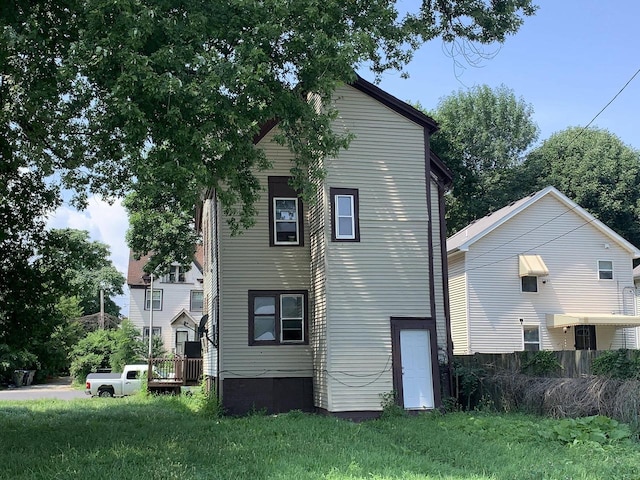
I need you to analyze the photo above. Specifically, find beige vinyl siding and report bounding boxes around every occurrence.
[430,179,448,361]
[448,252,469,354]
[465,193,636,353]
[310,157,330,410]
[218,128,313,381]
[202,198,218,378]
[322,84,432,412]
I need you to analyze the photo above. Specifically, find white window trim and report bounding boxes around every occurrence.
[273,197,300,245]
[597,259,614,280]
[521,275,539,293]
[522,324,541,351]
[335,194,356,240]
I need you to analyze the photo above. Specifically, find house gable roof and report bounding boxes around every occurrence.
[447,186,640,258]
[127,245,205,287]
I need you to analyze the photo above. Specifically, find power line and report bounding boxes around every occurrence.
[566,66,640,148]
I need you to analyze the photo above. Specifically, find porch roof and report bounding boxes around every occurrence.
[546,313,640,328]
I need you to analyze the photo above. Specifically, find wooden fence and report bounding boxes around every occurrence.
[453,350,618,378]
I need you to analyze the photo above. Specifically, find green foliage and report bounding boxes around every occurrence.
[520,350,562,376]
[1,0,536,273]
[592,349,640,379]
[3,405,640,480]
[69,329,117,381]
[538,415,632,445]
[109,320,146,372]
[379,390,406,419]
[453,361,486,409]
[430,84,539,233]
[522,127,640,247]
[0,346,39,382]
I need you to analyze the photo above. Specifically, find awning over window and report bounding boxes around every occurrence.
[546,313,640,328]
[519,255,549,277]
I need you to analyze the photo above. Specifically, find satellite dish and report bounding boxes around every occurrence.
[198,314,209,337]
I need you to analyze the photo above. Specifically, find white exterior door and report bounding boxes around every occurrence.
[400,329,434,409]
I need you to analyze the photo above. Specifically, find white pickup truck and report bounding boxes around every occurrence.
[85,364,147,397]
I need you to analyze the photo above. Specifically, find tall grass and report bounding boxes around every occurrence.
[0,396,639,479]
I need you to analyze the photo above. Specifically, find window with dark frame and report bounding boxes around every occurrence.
[164,265,186,283]
[521,276,538,293]
[143,326,161,341]
[190,290,203,311]
[268,176,304,246]
[248,290,308,345]
[330,187,360,242]
[144,289,163,310]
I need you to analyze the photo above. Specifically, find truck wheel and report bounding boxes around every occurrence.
[98,388,114,398]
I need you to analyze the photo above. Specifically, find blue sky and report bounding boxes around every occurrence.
[368,0,640,150]
[49,0,640,313]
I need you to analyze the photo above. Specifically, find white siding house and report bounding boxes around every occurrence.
[127,248,204,356]
[198,76,454,417]
[447,187,640,355]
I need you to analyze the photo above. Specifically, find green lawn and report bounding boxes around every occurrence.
[1,396,639,479]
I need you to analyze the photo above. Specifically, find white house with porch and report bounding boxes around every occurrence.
[447,186,640,354]
[127,247,204,356]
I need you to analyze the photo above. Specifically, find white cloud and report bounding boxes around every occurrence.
[47,197,130,314]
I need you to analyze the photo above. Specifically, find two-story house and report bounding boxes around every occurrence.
[127,247,204,356]
[197,76,454,418]
[447,186,640,354]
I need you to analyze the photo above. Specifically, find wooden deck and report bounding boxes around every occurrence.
[148,357,203,387]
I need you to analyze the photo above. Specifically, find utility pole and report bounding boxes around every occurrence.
[99,289,105,330]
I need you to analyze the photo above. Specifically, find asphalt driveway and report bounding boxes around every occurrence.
[0,376,87,401]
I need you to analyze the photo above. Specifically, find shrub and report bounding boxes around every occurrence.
[379,391,406,419]
[520,350,562,376]
[453,361,485,409]
[538,415,632,445]
[592,349,640,379]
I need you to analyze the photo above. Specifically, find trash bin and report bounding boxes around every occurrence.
[12,370,24,387]
[24,370,35,386]
[12,370,36,386]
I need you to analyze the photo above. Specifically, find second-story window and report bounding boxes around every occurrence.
[330,187,360,242]
[144,289,163,310]
[190,290,203,311]
[164,266,186,283]
[268,176,304,246]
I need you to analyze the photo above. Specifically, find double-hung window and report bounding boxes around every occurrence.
[268,177,304,246]
[190,290,203,311]
[143,326,162,341]
[598,260,613,280]
[523,325,540,351]
[521,276,538,293]
[330,188,360,242]
[249,290,307,345]
[144,289,163,310]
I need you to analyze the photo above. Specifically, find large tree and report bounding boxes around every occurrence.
[2,0,537,272]
[521,127,640,248]
[430,84,539,233]
[0,228,124,380]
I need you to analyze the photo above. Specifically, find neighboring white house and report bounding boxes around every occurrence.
[196,76,454,417]
[634,265,640,315]
[127,247,204,356]
[447,186,640,355]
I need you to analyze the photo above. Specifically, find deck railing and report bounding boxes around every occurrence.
[148,357,203,385]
